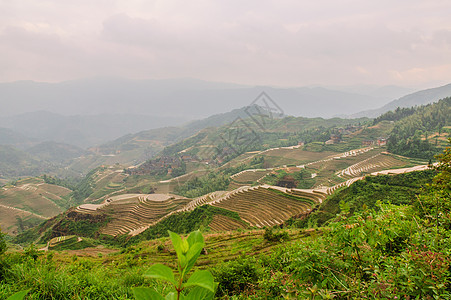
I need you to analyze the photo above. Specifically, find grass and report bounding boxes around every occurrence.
[44,228,310,269]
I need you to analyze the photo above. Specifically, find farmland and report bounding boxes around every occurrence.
[0,178,71,234]
[26,142,427,239]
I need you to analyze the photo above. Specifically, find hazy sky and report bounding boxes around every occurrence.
[1,0,450,87]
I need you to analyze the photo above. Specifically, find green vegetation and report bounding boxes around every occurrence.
[261,168,315,189]
[71,167,99,204]
[41,175,75,190]
[40,211,110,243]
[175,173,230,198]
[1,101,450,298]
[291,169,436,228]
[47,235,98,251]
[0,229,6,256]
[373,106,417,124]
[388,97,450,159]
[416,138,451,231]
[133,231,215,300]
[6,290,29,300]
[0,145,55,179]
[133,206,244,243]
[263,227,288,243]
[174,156,264,198]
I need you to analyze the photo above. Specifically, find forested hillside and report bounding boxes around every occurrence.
[384,97,450,159]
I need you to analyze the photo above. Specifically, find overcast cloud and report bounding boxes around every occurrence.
[1,0,450,87]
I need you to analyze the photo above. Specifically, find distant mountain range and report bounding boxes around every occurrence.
[350,83,451,118]
[0,77,409,120]
[0,105,288,179]
[1,78,450,180]
[0,111,188,148]
[0,77,437,149]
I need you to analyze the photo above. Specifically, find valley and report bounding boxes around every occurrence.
[3,1,451,297]
[0,95,450,299]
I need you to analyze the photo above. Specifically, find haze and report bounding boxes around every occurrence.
[1,0,451,88]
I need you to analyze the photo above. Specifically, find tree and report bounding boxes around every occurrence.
[417,138,451,230]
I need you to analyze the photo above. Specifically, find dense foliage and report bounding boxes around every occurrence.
[290,169,436,228]
[41,175,75,190]
[174,173,231,198]
[388,97,450,159]
[373,106,416,125]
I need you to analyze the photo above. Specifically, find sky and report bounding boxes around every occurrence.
[1,0,451,88]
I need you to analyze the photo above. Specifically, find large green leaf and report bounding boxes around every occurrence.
[185,286,214,300]
[184,242,204,274]
[132,288,165,300]
[165,292,179,300]
[168,231,183,259]
[183,270,215,292]
[143,264,176,286]
[6,290,30,300]
[187,231,204,247]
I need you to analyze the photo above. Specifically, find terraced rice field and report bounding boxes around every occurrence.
[48,235,79,250]
[231,169,269,183]
[211,186,316,228]
[262,148,338,167]
[306,147,382,186]
[326,177,364,195]
[154,169,210,194]
[0,206,43,235]
[227,181,249,190]
[0,184,65,218]
[73,146,430,237]
[77,194,191,236]
[208,214,248,231]
[0,180,71,235]
[180,191,227,212]
[56,229,312,269]
[336,152,408,179]
[85,168,127,203]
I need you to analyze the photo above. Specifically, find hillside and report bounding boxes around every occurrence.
[5,100,442,240]
[26,141,87,164]
[0,127,36,149]
[352,82,451,118]
[0,106,284,180]
[0,111,189,149]
[0,145,55,179]
[18,141,427,242]
[4,158,447,298]
[8,99,433,240]
[386,97,451,158]
[0,177,71,235]
[88,105,275,159]
[2,106,450,299]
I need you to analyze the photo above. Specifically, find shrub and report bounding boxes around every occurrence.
[263,227,288,243]
[213,258,260,297]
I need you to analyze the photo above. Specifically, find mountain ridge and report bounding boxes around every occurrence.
[350,83,451,118]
